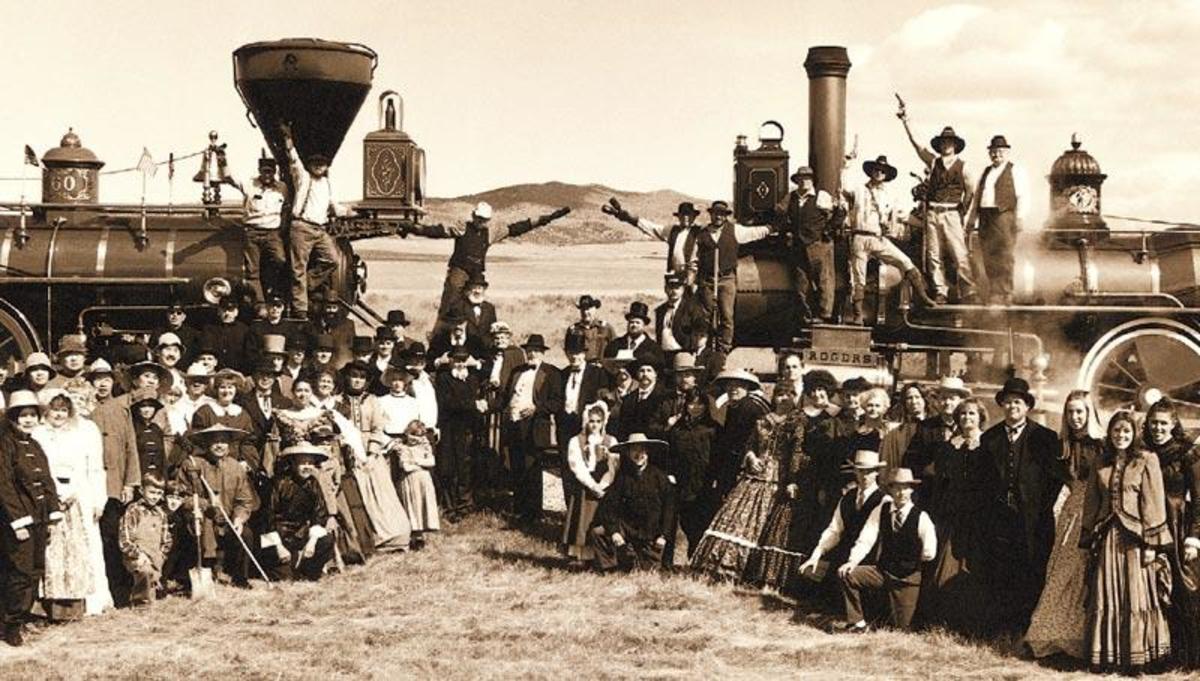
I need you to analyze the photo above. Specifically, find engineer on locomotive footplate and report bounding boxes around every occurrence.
[280,122,351,321]
[898,111,978,305]
[602,199,702,288]
[229,155,288,307]
[776,166,842,323]
[964,135,1031,306]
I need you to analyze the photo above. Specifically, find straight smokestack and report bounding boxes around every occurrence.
[804,46,851,196]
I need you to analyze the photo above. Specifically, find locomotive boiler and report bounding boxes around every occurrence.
[0,38,426,361]
[732,46,1200,426]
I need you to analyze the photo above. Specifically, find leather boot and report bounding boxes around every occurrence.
[4,622,24,647]
[904,269,938,307]
[848,287,865,326]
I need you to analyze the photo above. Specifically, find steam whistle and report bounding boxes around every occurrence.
[194,130,232,206]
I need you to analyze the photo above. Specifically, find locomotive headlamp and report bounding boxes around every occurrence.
[202,277,233,305]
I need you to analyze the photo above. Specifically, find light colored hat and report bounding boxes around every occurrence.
[815,191,833,211]
[24,352,55,377]
[610,432,668,453]
[261,334,287,356]
[936,376,971,397]
[184,362,212,380]
[187,423,248,445]
[851,450,887,470]
[601,348,637,374]
[714,368,761,390]
[55,335,88,360]
[85,358,114,378]
[489,321,512,336]
[671,352,705,375]
[887,467,922,486]
[156,332,184,350]
[5,390,39,413]
[473,201,493,220]
[279,442,329,462]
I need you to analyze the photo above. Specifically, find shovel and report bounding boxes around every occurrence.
[189,493,216,599]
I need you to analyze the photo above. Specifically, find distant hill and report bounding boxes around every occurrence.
[422,181,703,245]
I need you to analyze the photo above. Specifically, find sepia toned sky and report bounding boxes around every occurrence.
[1,0,1197,227]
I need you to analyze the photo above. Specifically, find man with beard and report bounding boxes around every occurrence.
[303,293,355,370]
[566,295,616,365]
[617,359,669,446]
[458,273,497,348]
[603,301,665,369]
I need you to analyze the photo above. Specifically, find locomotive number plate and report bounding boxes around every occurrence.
[803,348,879,367]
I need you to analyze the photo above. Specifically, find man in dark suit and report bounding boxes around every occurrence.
[603,301,665,369]
[200,297,253,373]
[385,309,418,354]
[902,376,971,510]
[480,322,526,499]
[503,334,563,524]
[303,292,355,370]
[654,272,704,361]
[429,307,486,373]
[238,360,295,479]
[247,294,299,366]
[980,377,1064,633]
[150,298,201,368]
[617,358,670,447]
[459,273,498,349]
[556,333,605,505]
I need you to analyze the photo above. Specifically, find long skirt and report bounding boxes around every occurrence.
[1086,523,1171,669]
[1025,482,1089,659]
[921,510,992,636]
[42,500,94,602]
[353,455,411,551]
[691,475,776,581]
[83,505,112,615]
[562,490,601,560]
[397,469,440,533]
[746,489,823,592]
[336,475,376,565]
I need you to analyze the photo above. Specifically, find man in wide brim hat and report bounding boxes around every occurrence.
[995,377,1036,409]
[850,449,888,470]
[520,334,549,352]
[277,441,328,464]
[885,467,922,487]
[713,367,761,391]
[790,165,815,184]
[187,423,248,446]
[670,351,705,377]
[935,375,972,398]
[576,295,601,311]
[673,202,701,219]
[609,432,669,454]
[930,126,966,154]
[862,156,898,182]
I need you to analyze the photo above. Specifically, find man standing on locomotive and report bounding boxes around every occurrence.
[231,155,288,307]
[898,112,978,304]
[280,122,350,320]
[603,200,703,287]
[964,135,1031,306]
[776,166,841,323]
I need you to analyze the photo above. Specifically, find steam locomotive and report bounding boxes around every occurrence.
[0,38,425,361]
[729,46,1200,426]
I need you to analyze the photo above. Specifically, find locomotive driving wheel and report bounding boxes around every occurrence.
[1079,318,1200,428]
[0,300,39,366]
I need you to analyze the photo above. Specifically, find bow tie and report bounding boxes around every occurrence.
[567,366,583,374]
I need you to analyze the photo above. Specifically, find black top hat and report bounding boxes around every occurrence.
[930,126,966,154]
[284,335,307,352]
[374,326,397,342]
[521,334,549,351]
[257,150,277,169]
[790,166,815,183]
[995,377,1036,409]
[564,331,587,355]
[576,295,601,310]
[465,272,489,289]
[251,359,280,377]
[707,200,733,215]
[624,301,652,324]
[385,310,410,327]
[988,135,1011,149]
[862,156,898,182]
[340,359,372,377]
[673,202,701,218]
[314,334,335,351]
[166,298,186,313]
[351,335,374,354]
[442,306,468,325]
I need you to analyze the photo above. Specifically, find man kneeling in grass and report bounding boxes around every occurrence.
[589,433,675,572]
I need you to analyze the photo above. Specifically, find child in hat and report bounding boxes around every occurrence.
[388,420,440,548]
[118,473,173,605]
[130,387,171,478]
[261,443,335,581]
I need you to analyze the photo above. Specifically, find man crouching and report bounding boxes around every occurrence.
[260,443,336,581]
[589,433,675,572]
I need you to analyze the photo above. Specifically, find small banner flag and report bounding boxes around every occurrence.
[137,147,157,178]
[23,145,38,167]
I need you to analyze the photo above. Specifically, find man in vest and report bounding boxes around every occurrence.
[231,155,288,306]
[835,467,936,633]
[604,199,702,287]
[408,201,571,323]
[799,450,888,591]
[964,135,1031,305]
[841,156,937,325]
[777,166,842,322]
[280,123,351,320]
[899,112,979,304]
[567,295,616,364]
[693,200,773,365]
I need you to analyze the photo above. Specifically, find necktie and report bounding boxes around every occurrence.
[570,372,579,390]
[856,490,865,510]
[892,507,903,531]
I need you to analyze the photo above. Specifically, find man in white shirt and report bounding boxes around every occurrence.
[232,156,288,306]
[280,123,349,320]
[835,467,937,632]
[503,334,563,524]
[799,449,888,583]
[964,135,1031,305]
[603,199,702,286]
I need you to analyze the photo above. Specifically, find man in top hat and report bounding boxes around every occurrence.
[898,108,978,304]
[556,333,606,504]
[306,334,337,376]
[902,376,971,508]
[840,155,937,324]
[406,201,571,322]
[980,377,1064,632]
[834,467,937,633]
[655,271,704,361]
[384,310,416,354]
[248,295,298,364]
[259,442,336,581]
[590,433,676,572]
[351,335,375,365]
[693,200,774,364]
[279,122,351,320]
[567,295,616,364]
[151,299,200,368]
[603,301,666,370]
[368,326,399,397]
[430,307,486,373]
[603,199,703,285]
[964,135,1031,305]
[800,450,890,591]
[201,297,252,374]
[303,292,355,370]
[231,153,288,306]
[238,358,295,480]
[434,349,485,515]
[459,272,497,347]
[777,166,843,322]
[502,334,563,524]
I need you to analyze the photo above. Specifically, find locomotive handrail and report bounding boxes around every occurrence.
[0,202,243,216]
[0,276,190,285]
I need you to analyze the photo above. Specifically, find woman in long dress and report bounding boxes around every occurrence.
[1025,389,1104,659]
[389,419,441,546]
[561,401,618,563]
[353,364,414,551]
[692,390,791,582]
[921,397,993,636]
[1080,410,1172,672]
[1141,398,1200,668]
[33,391,112,618]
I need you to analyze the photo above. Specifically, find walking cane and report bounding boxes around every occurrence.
[197,474,273,585]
